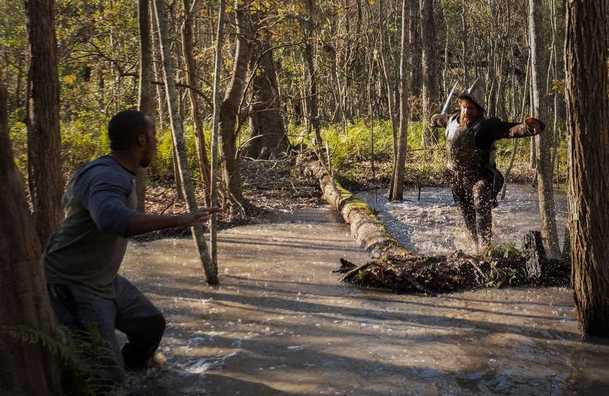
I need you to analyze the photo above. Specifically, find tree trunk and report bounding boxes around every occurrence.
[153,0,217,284]
[0,71,62,396]
[302,0,323,147]
[408,0,421,100]
[25,0,63,245]
[390,0,410,201]
[565,0,609,338]
[528,0,560,258]
[136,0,154,212]
[247,31,288,159]
[209,0,225,277]
[420,0,437,146]
[219,0,254,215]
[182,0,211,202]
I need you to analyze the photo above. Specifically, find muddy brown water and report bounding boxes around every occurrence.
[122,207,609,395]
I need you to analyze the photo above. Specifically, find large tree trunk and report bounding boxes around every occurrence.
[153,0,217,284]
[0,71,62,396]
[247,31,288,159]
[25,0,63,245]
[136,0,154,212]
[209,0,225,275]
[219,0,254,215]
[182,0,211,202]
[390,0,410,201]
[565,0,609,338]
[420,0,438,146]
[528,0,560,258]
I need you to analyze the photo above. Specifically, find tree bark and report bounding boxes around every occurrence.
[153,0,217,284]
[25,0,63,245]
[247,30,288,159]
[136,0,154,212]
[565,0,609,338]
[182,0,211,202]
[219,0,254,215]
[390,0,410,201]
[0,71,62,396]
[528,0,560,258]
[420,0,438,146]
[408,0,421,99]
[302,0,323,147]
[209,0,225,277]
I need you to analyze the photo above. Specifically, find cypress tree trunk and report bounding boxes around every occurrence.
[136,0,154,212]
[209,0,225,276]
[390,0,410,201]
[153,0,217,284]
[182,0,211,202]
[219,0,254,215]
[25,0,63,245]
[528,0,560,257]
[0,71,62,396]
[302,0,322,147]
[420,0,438,146]
[247,32,288,159]
[565,0,609,338]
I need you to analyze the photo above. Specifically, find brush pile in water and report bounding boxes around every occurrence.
[336,231,570,295]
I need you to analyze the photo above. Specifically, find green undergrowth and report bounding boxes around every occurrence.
[8,112,568,191]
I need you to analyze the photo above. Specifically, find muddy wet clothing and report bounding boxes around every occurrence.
[432,113,540,246]
[43,155,165,386]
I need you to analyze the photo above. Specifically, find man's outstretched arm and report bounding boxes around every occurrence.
[84,178,219,237]
[125,210,219,237]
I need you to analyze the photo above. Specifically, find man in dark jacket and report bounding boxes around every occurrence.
[44,110,217,389]
[431,84,545,251]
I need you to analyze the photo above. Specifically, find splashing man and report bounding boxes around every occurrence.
[431,83,545,251]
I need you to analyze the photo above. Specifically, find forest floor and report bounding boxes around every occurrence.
[121,209,609,395]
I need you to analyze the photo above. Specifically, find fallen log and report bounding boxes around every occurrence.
[300,159,414,259]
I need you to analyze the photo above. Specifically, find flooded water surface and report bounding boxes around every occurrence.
[358,184,568,255]
[121,207,608,395]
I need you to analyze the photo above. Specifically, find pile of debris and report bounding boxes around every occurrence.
[336,231,570,295]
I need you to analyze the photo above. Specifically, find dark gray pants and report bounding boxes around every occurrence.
[48,275,165,388]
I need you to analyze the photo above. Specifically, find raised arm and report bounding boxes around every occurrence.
[507,117,546,138]
[478,117,545,147]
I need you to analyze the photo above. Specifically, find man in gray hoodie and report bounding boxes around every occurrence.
[44,109,216,388]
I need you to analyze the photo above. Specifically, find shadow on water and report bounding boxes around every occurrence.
[121,206,607,395]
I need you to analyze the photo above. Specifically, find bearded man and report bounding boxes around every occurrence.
[431,84,545,250]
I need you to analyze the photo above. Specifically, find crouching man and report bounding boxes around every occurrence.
[431,84,545,251]
[44,110,216,389]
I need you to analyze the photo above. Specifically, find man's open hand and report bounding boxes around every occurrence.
[179,208,221,227]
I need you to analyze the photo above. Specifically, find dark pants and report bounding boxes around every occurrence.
[450,168,504,248]
[48,275,165,388]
